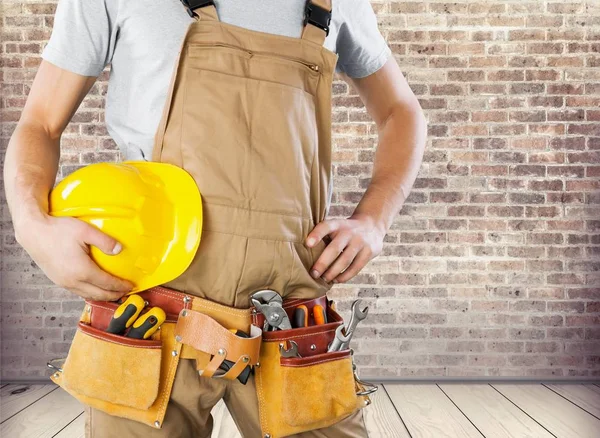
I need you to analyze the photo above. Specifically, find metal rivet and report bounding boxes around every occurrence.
[183,295,191,304]
[144,300,150,306]
[265,434,271,438]
[175,335,182,342]
[171,350,178,357]
[181,310,188,317]
[365,399,371,406]
[242,356,249,363]
[198,370,204,376]
[255,362,261,368]
[54,372,60,378]
[218,348,225,356]
[279,343,284,349]
[310,344,317,351]
[154,421,161,427]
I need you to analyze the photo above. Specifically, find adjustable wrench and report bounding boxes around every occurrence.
[339,299,369,350]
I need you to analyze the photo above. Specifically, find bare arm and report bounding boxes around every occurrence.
[5,60,92,230]
[307,56,427,284]
[4,60,133,299]
[343,56,426,234]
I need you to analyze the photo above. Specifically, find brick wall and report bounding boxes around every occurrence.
[1,1,599,379]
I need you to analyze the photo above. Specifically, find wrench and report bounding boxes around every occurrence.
[339,299,369,350]
[279,340,301,358]
[327,324,351,352]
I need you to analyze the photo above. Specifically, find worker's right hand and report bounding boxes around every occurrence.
[16,214,134,301]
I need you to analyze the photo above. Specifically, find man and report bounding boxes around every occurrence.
[4,0,426,436]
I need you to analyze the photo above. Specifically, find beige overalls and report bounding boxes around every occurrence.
[87,0,369,436]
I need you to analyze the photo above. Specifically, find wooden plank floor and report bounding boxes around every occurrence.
[1,383,599,437]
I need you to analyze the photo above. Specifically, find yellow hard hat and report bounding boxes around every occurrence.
[49,161,202,293]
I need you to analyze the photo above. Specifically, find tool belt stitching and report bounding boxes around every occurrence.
[281,356,348,367]
[151,287,194,303]
[262,328,337,342]
[193,298,252,318]
[88,303,119,313]
[80,329,161,349]
[158,341,181,420]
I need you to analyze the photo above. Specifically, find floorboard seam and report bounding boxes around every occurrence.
[382,384,413,438]
[436,384,486,438]
[51,411,85,438]
[541,383,600,421]
[0,385,59,425]
[489,384,558,438]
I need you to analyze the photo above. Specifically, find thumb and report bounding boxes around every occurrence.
[80,224,123,255]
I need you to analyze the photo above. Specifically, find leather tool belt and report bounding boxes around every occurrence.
[48,287,375,436]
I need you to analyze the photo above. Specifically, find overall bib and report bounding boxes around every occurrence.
[85,0,370,436]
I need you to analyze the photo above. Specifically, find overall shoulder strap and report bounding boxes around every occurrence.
[180,0,219,21]
[301,0,332,46]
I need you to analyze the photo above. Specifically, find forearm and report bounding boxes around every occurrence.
[4,120,60,240]
[352,104,427,234]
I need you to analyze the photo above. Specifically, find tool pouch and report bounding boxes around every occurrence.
[253,296,374,438]
[48,287,190,429]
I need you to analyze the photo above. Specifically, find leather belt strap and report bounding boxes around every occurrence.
[174,309,262,366]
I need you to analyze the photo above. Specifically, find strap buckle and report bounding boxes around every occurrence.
[304,1,331,36]
[181,0,215,18]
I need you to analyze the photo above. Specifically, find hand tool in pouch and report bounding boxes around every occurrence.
[126,307,167,339]
[327,299,368,352]
[214,330,252,385]
[313,304,327,325]
[292,305,309,328]
[106,294,146,335]
[279,340,301,358]
[251,289,292,331]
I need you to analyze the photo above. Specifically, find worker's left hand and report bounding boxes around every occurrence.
[305,213,386,284]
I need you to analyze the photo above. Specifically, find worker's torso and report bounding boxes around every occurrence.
[104,0,347,161]
[153,1,337,307]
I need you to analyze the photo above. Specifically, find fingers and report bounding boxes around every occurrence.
[332,247,372,284]
[79,256,135,293]
[72,280,128,302]
[305,219,340,248]
[321,243,361,283]
[79,222,122,255]
[310,232,351,279]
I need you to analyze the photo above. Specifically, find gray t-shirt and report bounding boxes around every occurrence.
[41,0,392,160]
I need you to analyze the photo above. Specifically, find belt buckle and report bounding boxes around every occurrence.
[181,0,216,18]
[303,1,331,36]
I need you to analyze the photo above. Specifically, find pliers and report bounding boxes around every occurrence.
[250,289,292,331]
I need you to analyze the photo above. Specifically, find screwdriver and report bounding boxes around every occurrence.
[126,307,167,339]
[313,304,327,325]
[106,294,145,335]
[292,305,309,328]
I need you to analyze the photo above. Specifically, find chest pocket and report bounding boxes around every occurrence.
[179,42,322,221]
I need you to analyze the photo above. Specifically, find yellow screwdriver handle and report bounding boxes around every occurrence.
[126,307,167,339]
[106,294,146,335]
